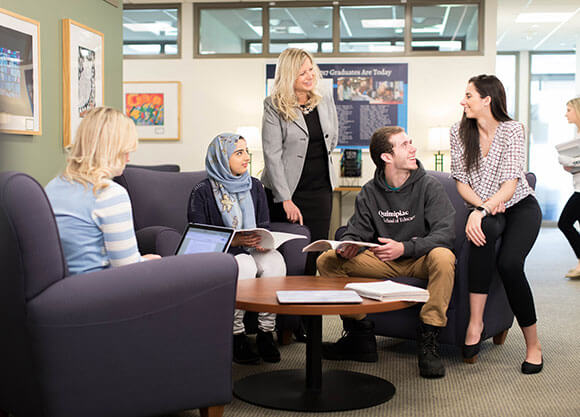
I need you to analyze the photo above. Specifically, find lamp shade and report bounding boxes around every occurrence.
[236,126,261,151]
[428,127,450,152]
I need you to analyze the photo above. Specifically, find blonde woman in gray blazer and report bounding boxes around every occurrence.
[261,48,338,275]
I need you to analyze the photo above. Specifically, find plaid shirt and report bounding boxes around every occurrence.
[450,120,534,208]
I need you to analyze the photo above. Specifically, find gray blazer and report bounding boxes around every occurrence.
[260,89,338,203]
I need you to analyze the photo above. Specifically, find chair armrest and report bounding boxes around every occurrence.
[136,226,181,257]
[270,222,310,276]
[27,253,238,326]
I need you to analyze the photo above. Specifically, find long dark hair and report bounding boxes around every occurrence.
[459,74,512,172]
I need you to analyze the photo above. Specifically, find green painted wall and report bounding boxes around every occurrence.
[0,0,123,185]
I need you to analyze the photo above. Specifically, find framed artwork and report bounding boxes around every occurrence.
[0,8,41,135]
[62,18,104,148]
[123,81,181,141]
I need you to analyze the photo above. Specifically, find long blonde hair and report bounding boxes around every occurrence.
[567,97,580,129]
[63,107,138,194]
[271,48,322,121]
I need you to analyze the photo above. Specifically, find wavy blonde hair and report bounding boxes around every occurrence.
[63,107,138,194]
[271,48,322,121]
[567,97,580,128]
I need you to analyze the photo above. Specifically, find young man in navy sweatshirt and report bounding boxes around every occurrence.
[317,126,456,378]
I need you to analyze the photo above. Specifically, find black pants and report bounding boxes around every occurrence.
[468,195,541,327]
[558,192,580,259]
[266,187,332,276]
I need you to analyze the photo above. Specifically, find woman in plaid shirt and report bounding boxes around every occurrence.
[450,75,543,375]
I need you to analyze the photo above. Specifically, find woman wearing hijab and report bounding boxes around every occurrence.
[188,133,286,365]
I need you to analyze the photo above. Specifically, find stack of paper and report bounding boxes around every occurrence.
[276,290,363,304]
[345,280,429,302]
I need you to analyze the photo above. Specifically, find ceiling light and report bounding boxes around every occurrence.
[123,22,176,36]
[361,19,405,29]
[515,13,574,23]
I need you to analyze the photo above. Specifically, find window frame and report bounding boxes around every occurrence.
[193,0,484,58]
[123,3,182,60]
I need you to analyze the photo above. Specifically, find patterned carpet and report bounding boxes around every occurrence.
[179,227,580,417]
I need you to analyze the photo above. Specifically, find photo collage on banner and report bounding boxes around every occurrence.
[266,63,408,149]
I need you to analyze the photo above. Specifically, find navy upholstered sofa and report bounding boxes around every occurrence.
[336,170,537,348]
[114,166,311,339]
[0,171,238,417]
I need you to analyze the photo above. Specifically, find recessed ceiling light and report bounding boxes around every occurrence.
[361,19,405,29]
[515,12,574,23]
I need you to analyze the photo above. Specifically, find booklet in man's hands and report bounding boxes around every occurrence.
[237,228,306,250]
[302,239,380,253]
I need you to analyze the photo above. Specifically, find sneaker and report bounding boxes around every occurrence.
[417,322,445,378]
[256,330,281,363]
[322,318,378,362]
[233,333,260,365]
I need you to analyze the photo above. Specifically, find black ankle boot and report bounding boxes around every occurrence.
[256,330,281,363]
[233,333,260,365]
[418,322,445,378]
[322,318,378,362]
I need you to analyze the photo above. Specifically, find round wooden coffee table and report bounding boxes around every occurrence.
[233,275,416,412]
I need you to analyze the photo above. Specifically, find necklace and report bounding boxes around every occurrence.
[299,103,314,115]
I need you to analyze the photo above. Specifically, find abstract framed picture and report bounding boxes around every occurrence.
[123,81,181,141]
[62,19,104,148]
[0,8,41,135]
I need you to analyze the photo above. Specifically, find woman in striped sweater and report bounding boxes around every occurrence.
[46,107,160,275]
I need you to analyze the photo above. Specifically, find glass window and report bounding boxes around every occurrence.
[269,6,333,54]
[339,5,405,53]
[496,54,517,118]
[528,53,576,221]
[123,5,180,57]
[411,4,479,52]
[199,8,263,55]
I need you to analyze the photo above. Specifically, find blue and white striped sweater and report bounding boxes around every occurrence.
[46,176,143,275]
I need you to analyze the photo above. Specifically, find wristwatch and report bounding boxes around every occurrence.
[475,206,488,217]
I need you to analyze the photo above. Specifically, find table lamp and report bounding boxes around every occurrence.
[236,126,261,175]
[428,127,450,172]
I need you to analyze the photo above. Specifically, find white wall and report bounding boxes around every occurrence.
[124,1,497,186]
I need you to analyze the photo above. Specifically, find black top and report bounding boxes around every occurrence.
[188,177,270,255]
[296,107,331,192]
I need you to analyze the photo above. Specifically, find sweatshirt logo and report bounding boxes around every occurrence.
[378,209,416,224]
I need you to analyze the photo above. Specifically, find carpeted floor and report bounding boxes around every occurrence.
[178,227,580,417]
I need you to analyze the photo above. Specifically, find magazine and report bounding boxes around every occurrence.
[237,228,306,250]
[344,280,429,303]
[302,239,380,253]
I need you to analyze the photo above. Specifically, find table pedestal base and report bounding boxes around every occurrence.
[234,369,395,412]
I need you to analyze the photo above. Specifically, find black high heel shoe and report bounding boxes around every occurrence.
[462,330,484,364]
[521,355,543,374]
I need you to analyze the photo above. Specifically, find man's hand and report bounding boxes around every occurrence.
[466,210,486,246]
[370,237,404,262]
[232,232,263,250]
[283,200,303,225]
[336,243,359,259]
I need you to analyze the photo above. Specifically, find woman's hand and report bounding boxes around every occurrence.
[466,210,486,246]
[485,201,505,215]
[232,232,263,250]
[282,200,303,225]
[143,254,161,261]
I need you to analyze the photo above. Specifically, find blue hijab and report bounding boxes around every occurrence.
[205,133,256,230]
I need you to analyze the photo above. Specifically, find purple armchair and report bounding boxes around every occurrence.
[0,171,237,417]
[335,171,537,348]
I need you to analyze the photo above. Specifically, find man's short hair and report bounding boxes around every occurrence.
[370,126,404,170]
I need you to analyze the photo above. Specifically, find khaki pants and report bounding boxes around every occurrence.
[316,247,455,327]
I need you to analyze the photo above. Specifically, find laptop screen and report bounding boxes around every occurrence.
[175,223,235,255]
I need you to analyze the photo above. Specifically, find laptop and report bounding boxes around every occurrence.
[175,223,235,255]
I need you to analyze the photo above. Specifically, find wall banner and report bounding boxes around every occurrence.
[266,63,408,149]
